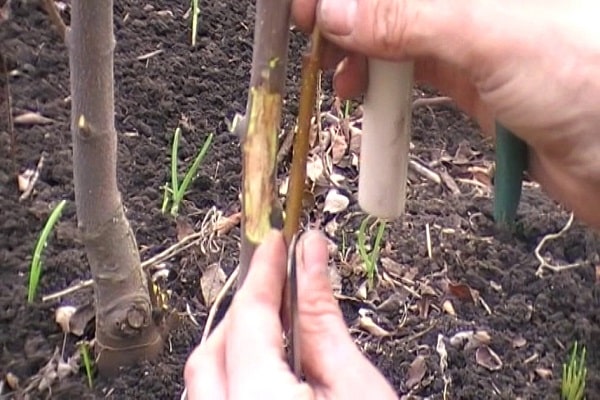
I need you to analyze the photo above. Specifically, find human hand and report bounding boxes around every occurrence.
[184,230,397,399]
[292,0,600,228]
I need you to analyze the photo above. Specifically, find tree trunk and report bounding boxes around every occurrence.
[69,0,163,375]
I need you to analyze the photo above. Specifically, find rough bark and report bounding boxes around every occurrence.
[239,0,292,285]
[69,0,163,375]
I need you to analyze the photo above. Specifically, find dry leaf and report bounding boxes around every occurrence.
[200,263,226,307]
[328,264,342,296]
[331,131,348,164]
[442,299,456,316]
[68,302,95,337]
[358,309,390,337]
[279,176,289,196]
[468,166,492,188]
[453,140,480,164]
[5,372,19,390]
[214,212,241,236]
[534,368,553,380]
[356,280,368,300]
[13,112,54,125]
[55,306,77,334]
[447,281,479,303]
[436,334,448,373]
[475,345,503,371]
[449,330,491,351]
[306,156,324,182]
[18,168,35,192]
[323,189,349,214]
[406,355,427,389]
[176,218,195,241]
[512,336,527,348]
[595,265,600,285]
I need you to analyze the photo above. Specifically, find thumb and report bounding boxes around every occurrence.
[315,0,472,64]
[296,230,396,398]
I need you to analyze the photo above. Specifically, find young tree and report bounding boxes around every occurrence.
[238,0,293,283]
[69,0,164,374]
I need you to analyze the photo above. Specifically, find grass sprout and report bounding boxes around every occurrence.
[562,341,587,400]
[28,199,67,303]
[357,216,386,287]
[79,341,94,389]
[190,0,199,46]
[161,127,213,217]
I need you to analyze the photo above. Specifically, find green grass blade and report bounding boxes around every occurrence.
[171,127,181,201]
[371,220,386,266]
[28,199,67,303]
[493,122,527,230]
[79,342,94,388]
[172,132,213,214]
[191,0,199,46]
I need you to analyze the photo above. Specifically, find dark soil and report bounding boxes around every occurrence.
[2,1,600,399]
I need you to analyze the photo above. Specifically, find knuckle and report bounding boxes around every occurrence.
[370,0,409,54]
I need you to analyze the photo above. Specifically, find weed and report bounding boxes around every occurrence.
[28,199,67,303]
[78,341,94,388]
[190,0,199,46]
[562,341,586,400]
[357,216,386,288]
[161,127,213,217]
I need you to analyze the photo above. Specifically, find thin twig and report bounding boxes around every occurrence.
[1,53,15,176]
[535,213,581,276]
[41,0,67,41]
[43,229,211,302]
[283,28,322,243]
[412,96,453,109]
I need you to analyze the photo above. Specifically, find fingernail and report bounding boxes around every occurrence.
[299,231,328,275]
[318,0,357,36]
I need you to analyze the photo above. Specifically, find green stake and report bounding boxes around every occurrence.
[493,123,528,231]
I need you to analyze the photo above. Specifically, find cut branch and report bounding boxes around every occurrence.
[283,29,322,244]
[239,0,292,285]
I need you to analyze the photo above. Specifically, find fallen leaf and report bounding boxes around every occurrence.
[13,112,54,125]
[55,306,77,334]
[475,345,503,371]
[323,189,349,214]
[449,330,491,350]
[468,166,493,188]
[442,299,456,316]
[68,301,95,337]
[5,372,19,390]
[436,334,448,373]
[452,140,480,165]
[447,281,480,303]
[331,131,347,164]
[595,265,600,285]
[328,264,342,296]
[200,263,226,307]
[534,368,553,380]
[176,218,195,241]
[214,212,241,236]
[512,336,527,348]
[358,309,390,337]
[306,156,324,183]
[406,355,427,389]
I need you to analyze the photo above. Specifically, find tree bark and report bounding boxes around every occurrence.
[239,0,292,285]
[69,0,163,375]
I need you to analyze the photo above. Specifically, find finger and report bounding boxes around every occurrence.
[184,321,228,400]
[291,0,318,33]
[295,230,396,398]
[332,54,367,99]
[225,230,291,397]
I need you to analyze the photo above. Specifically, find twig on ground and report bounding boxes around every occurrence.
[535,213,581,276]
[409,159,441,185]
[43,224,215,302]
[41,0,67,41]
[412,96,453,109]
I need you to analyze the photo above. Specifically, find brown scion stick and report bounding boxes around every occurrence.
[283,29,322,244]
